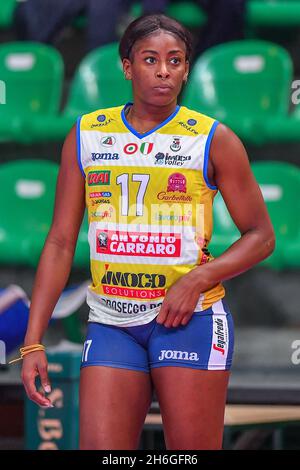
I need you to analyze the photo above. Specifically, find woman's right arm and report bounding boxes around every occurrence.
[21,124,86,407]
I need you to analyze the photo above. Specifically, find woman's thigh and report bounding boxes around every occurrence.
[148,300,234,449]
[80,365,153,450]
[150,367,230,450]
[79,321,155,449]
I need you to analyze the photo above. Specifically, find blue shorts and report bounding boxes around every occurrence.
[80,298,234,373]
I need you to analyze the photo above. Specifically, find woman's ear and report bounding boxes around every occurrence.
[122,58,132,80]
[183,61,189,83]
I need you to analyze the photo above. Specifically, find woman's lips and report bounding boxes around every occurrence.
[153,85,172,93]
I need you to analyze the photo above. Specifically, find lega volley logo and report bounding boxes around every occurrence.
[123,142,154,155]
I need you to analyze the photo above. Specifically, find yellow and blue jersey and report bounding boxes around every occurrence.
[77,103,225,326]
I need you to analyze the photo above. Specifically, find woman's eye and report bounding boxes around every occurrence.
[145,57,156,64]
[170,57,180,64]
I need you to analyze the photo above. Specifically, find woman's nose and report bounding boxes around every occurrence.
[156,64,170,79]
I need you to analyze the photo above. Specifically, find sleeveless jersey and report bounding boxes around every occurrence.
[77,103,225,326]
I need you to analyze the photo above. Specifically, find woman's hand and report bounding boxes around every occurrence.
[21,351,53,408]
[156,268,209,328]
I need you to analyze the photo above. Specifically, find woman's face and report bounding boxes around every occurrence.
[122,30,189,107]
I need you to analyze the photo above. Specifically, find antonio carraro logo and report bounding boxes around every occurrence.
[96,230,181,257]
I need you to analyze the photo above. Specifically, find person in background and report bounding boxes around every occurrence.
[194,0,246,57]
[14,0,169,51]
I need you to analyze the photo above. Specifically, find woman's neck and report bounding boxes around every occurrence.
[125,101,178,134]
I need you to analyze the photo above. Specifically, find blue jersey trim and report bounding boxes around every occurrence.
[203,120,219,190]
[121,102,180,139]
[76,116,85,178]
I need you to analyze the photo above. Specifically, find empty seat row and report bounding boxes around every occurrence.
[1,39,300,145]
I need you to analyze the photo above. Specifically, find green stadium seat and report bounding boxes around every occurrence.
[0,160,89,269]
[181,40,294,145]
[0,0,17,29]
[248,1,300,27]
[0,42,64,143]
[27,42,132,141]
[210,161,300,270]
[251,161,300,270]
[0,159,89,343]
[64,42,132,117]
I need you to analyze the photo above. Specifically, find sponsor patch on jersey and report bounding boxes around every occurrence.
[91,152,119,161]
[100,265,167,299]
[91,198,111,205]
[100,297,163,314]
[124,143,138,154]
[170,136,181,152]
[156,173,192,202]
[154,212,192,223]
[123,142,154,155]
[96,230,181,257]
[101,136,116,147]
[89,191,112,198]
[154,152,191,166]
[87,170,111,186]
[91,117,116,128]
[187,118,197,126]
[140,142,154,155]
[91,208,113,218]
[167,173,186,192]
[176,120,199,135]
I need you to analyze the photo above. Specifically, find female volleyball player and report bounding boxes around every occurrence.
[20,15,275,449]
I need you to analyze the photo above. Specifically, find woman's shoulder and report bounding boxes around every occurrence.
[78,104,126,132]
[178,105,219,134]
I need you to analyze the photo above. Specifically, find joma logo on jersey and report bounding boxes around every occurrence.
[91,152,119,161]
[87,171,110,186]
[158,350,199,361]
[213,318,227,355]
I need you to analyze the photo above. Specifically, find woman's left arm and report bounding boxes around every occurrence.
[156,124,275,327]
[197,123,275,282]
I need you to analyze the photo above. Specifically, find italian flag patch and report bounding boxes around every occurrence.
[140,142,154,155]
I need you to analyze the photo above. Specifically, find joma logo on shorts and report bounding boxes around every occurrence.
[158,350,199,361]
